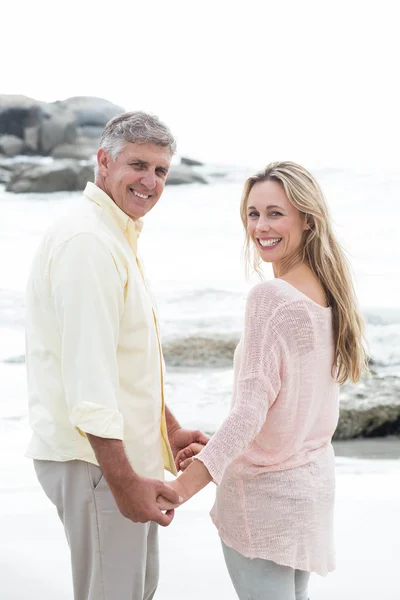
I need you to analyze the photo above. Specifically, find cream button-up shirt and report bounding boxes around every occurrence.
[25,182,176,479]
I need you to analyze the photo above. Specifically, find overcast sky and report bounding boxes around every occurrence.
[2,0,399,169]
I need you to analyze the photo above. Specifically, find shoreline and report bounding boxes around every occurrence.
[333,436,400,460]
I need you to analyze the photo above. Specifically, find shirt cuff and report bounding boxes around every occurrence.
[69,401,124,440]
[194,444,224,486]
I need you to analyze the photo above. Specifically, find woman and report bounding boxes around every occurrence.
[159,161,367,599]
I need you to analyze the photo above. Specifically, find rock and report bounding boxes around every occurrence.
[166,164,208,185]
[0,134,25,157]
[57,97,124,127]
[334,376,400,439]
[23,125,41,153]
[0,95,120,157]
[0,159,15,184]
[0,95,50,141]
[76,164,95,190]
[40,111,78,154]
[0,167,11,184]
[79,125,104,140]
[164,336,238,368]
[181,156,204,167]
[51,137,98,159]
[6,160,93,193]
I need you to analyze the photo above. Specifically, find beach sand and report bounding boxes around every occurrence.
[0,434,399,599]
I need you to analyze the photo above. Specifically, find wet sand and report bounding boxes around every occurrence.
[333,436,400,460]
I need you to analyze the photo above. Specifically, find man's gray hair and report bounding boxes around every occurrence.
[94,111,176,177]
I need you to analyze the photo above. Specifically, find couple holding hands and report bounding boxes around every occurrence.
[26,111,367,600]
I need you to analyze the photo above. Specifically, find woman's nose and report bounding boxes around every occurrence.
[255,217,270,233]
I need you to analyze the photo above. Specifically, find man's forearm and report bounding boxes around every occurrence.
[87,434,181,525]
[87,434,139,491]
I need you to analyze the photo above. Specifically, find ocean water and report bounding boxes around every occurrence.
[0,167,399,436]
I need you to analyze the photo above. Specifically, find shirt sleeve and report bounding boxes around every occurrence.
[50,232,125,439]
[196,284,283,484]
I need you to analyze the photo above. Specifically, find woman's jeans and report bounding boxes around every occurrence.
[222,541,310,600]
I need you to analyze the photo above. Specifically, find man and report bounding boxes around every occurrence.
[25,111,208,600]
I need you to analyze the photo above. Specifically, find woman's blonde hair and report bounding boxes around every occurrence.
[240,161,368,384]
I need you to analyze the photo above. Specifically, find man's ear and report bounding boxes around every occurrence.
[97,148,109,178]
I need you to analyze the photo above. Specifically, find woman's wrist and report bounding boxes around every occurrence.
[176,458,212,501]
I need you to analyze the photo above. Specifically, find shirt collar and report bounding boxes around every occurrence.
[83,182,144,238]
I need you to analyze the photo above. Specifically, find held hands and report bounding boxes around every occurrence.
[158,458,213,512]
[155,428,210,514]
[175,442,206,471]
[157,479,186,511]
[168,427,209,470]
[110,475,182,527]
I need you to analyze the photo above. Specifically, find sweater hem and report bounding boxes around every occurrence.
[211,513,335,577]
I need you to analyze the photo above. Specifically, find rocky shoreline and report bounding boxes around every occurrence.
[0,94,221,192]
[3,351,400,441]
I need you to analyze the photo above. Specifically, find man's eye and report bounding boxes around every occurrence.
[157,169,167,177]
[131,163,144,169]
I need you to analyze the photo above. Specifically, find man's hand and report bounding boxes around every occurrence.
[168,427,209,468]
[109,475,181,527]
[157,480,185,511]
[87,433,181,527]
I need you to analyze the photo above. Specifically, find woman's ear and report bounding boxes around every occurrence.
[303,213,312,231]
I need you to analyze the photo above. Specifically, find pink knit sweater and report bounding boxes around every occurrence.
[197,279,339,575]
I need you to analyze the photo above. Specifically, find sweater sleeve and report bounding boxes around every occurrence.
[196,284,283,484]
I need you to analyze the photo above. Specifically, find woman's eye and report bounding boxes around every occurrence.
[248,211,258,218]
[269,211,282,217]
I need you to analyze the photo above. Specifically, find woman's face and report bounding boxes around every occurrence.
[246,180,308,266]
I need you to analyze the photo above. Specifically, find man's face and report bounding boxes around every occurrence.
[97,142,172,220]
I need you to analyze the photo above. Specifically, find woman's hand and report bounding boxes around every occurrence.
[175,442,206,471]
[157,460,213,510]
[156,480,186,511]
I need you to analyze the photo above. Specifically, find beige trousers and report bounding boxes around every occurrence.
[34,459,159,600]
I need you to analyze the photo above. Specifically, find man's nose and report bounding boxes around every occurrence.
[140,171,157,190]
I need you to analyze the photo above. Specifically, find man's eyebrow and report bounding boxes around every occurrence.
[129,158,149,166]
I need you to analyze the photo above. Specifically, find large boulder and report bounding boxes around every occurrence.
[0,96,50,147]
[57,97,124,127]
[334,376,400,439]
[79,125,104,140]
[0,158,15,184]
[40,111,78,155]
[0,95,79,155]
[166,164,208,185]
[51,137,98,160]
[0,134,25,157]
[6,160,94,193]
[76,164,95,190]
[0,167,11,184]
